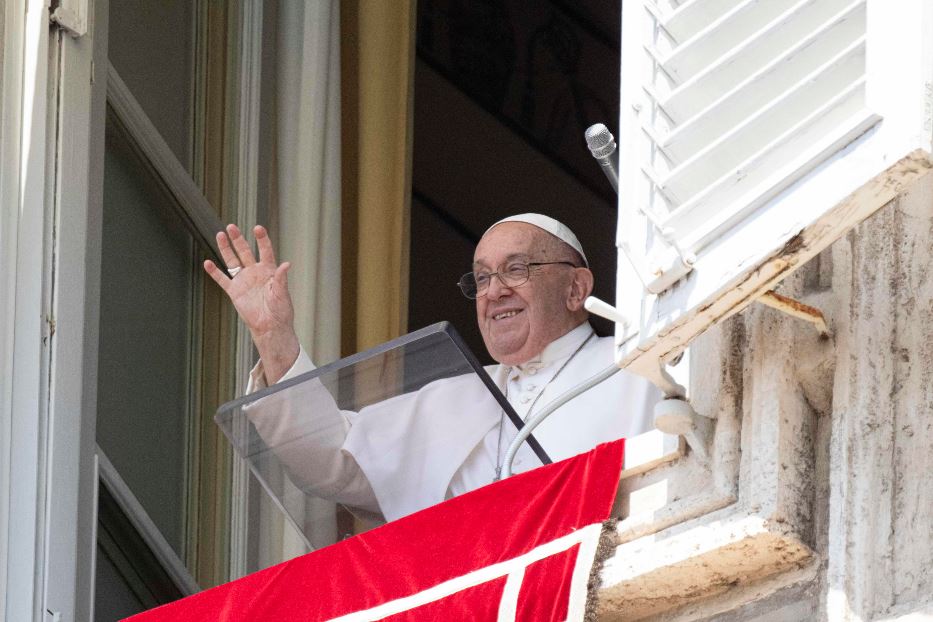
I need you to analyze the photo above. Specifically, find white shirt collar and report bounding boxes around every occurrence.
[515,322,594,372]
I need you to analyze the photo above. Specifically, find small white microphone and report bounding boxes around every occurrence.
[585,123,619,193]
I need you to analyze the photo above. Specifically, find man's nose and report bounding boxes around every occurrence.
[485,274,512,300]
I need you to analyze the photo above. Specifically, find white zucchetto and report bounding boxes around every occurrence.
[485,213,589,267]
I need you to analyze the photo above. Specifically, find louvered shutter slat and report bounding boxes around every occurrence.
[661,34,866,162]
[611,0,932,373]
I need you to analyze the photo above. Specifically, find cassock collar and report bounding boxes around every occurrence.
[514,322,594,373]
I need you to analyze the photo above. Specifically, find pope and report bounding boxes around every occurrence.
[204,213,660,521]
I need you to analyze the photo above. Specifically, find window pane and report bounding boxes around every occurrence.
[95,483,187,619]
[97,129,197,559]
[94,544,147,622]
[108,0,195,171]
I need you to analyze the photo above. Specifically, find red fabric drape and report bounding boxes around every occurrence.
[126,439,624,621]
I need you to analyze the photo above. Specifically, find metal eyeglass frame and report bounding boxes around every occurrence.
[457,261,579,299]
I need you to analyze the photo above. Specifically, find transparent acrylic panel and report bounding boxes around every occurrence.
[217,323,550,550]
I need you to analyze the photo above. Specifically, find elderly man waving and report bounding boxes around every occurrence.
[205,214,659,521]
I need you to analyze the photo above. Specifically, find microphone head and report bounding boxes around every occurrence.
[585,123,617,159]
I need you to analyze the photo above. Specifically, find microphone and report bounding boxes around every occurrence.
[585,123,619,193]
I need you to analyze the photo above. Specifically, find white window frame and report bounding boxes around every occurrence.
[1,0,109,620]
[96,446,200,596]
[1,0,264,616]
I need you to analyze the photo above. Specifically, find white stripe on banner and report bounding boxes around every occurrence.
[496,567,524,622]
[328,523,604,622]
[566,523,602,622]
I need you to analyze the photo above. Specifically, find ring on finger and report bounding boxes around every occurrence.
[228,266,243,277]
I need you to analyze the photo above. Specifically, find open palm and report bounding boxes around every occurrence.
[204,224,300,383]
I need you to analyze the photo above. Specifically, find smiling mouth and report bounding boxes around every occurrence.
[493,310,522,320]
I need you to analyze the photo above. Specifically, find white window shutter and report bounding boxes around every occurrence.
[611,0,933,376]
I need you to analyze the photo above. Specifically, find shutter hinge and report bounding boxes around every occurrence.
[50,4,87,38]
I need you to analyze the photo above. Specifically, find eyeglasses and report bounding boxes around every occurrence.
[457,261,579,299]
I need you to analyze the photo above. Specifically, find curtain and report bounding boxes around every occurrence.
[266,0,343,559]
[341,0,417,354]
[277,0,343,365]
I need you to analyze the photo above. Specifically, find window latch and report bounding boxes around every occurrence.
[50,2,87,38]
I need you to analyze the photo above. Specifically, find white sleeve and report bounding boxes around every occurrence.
[242,346,381,514]
[344,374,501,521]
[245,346,317,393]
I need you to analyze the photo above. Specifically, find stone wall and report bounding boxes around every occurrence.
[595,173,933,621]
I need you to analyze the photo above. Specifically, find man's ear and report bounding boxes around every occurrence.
[566,268,594,311]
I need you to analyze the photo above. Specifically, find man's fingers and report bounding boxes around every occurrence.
[255,225,277,265]
[203,260,231,292]
[216,230,243,273]
[275,261,291,289]
[227,223,257,266]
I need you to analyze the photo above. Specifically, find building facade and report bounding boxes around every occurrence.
[2,0,931,621]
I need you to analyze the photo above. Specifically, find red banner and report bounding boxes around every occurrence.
[126,439,624,621]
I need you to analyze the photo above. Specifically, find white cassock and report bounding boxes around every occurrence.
[244,322,661,522]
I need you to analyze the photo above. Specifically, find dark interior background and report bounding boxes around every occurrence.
[409,0,621,364]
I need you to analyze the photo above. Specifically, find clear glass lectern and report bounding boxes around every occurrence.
[216,322,550,550]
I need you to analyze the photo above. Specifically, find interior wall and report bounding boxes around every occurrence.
[107,0,195,172]
[409,1,621,362]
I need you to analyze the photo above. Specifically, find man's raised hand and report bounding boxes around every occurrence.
[203,224,300,384]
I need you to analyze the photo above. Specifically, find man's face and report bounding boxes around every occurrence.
[473,223,581,366]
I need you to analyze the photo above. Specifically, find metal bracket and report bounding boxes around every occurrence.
[654,398,713,465]
[622,351,714,463]
[627,355,687,399]
[588,298,713,462]
[644,246,695,294]
[618,211,696,295]
[50,6,87,38]
[757,290,830,337]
